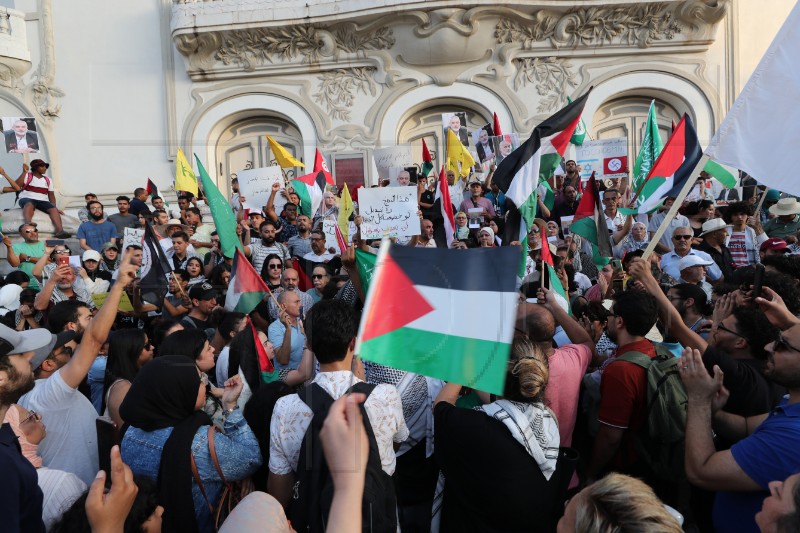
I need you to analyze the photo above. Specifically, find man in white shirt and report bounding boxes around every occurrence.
[268,299,408,509]
[660,226,721,282]
[303,230,336,263]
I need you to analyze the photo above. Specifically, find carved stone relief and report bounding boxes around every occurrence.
[27,0,65,120]
[512,57,578,113]
[314,67,378,121]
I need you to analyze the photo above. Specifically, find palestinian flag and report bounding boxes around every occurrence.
[146,179,159,199]
[421,138,434,178]
[703,159,737,189]
[540,241,570,314]
[493,92,590,230]
[195,155,243,258]
[493,112,503,137]
[567,96,587,146]
[635,114,703,213]
[570,174,613,266]
[292,256,315,292]
[313,148,334,185]
[356,244,519,395]
[225,248,269,314]
[502,203,529,277]
[291,171,327,217]
[433,166,455,248]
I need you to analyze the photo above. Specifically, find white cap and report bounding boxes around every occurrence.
[678,255,714,271]
[82,250,101,262]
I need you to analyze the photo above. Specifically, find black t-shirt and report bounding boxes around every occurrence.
[433,402,564,533]
[702,345,786,417]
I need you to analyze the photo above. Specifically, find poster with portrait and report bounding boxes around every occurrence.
[2,117,39,154]
[441,112,469,147]
[493,133,521,166]
[472,123,496,163]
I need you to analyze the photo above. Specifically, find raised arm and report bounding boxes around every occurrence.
[265,183,281,223]
[60,252,138,389]
[537,286,599,362]
[3,235,19,267]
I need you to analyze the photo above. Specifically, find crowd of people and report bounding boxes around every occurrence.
[2,159,800,533]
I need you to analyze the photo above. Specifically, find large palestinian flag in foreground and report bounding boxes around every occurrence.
[356,244,519,395]
[635,114,702,213]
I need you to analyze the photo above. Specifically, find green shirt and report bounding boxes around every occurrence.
[763,215,800,240]
[12,241,45,289]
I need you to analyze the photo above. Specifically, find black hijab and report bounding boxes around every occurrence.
[119,355,211,533]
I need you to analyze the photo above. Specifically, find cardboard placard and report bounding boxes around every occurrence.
[237,166,287,214]
[91,291,134,312]
[373,146,413,185]
[358,186,421,239]
[576,137,628,180]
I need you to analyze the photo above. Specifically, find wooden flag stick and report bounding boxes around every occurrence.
[755,187,770,216]
[642,154,710,261]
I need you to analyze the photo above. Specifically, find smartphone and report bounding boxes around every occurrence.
[57,255,69,267]
[299,305,305,321]
[751,263,765,301]
[45,239,64,246]
[610,259,623,273]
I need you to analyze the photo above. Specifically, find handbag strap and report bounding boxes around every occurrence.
[206,426,227,484]
[190,453,214,514]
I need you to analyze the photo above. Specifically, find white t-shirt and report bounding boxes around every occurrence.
[19,173,53,202]
[216,346,231,385]
[19,369,100,486]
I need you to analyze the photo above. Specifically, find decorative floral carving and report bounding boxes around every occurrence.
[31,82,65,117]
[496,4,682,49]
[314,67,377,121]
[212,24,394,71]
[0,63,23,92]
[28,0,64,119]
[512,57,577,113]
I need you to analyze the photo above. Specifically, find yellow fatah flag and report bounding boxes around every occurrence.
[266,135,305,169]
[446,129,475,178]
[175,148,198,196]
[337,183,354,242]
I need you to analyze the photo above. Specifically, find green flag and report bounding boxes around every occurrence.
[194,154,243,259]
[703,159,737,189]
[567,96,587,146]
[632,100,664,204]
[355,248,377,295]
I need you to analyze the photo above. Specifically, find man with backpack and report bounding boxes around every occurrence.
[586,288,685,496]
[268,299,408,531]
[15,160,70,238]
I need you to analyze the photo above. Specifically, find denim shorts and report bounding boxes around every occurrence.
[18,198,55,211]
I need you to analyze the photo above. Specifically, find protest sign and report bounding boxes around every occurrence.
[560,215,574,236]
[358,186,421,239]
[322,219,343,253]
[123,228,145,249]
[237,166,287,214]
[373,146,413,185]
[576,138,628,180]
[2,117,40,154]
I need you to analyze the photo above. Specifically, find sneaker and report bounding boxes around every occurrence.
[53,231,71,239]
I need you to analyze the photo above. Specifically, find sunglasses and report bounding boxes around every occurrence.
[54,250,70,255]
[23,229,38,233]
[774,332,800,354]
[529,228,541,234]
[21,411,42,425]
[310,237,324,241]
[672,235,692,240]
[312,274,326,279]
[268,264,283,269]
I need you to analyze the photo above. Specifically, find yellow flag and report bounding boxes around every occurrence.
[266,135,305,169]
[447,129,476,178]
[337,183,354,242]
[175,148,198,196]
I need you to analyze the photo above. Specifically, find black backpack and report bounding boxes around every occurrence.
[289,382,398,533]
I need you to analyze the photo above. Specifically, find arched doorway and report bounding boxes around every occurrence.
[214,116,304,196]
[592,97,682,165]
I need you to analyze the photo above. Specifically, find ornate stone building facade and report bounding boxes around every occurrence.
[0,0,792,218]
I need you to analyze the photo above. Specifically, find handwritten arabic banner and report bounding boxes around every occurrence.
[237,166,287,214]
[358,186,420,239]
[373,146,413,184]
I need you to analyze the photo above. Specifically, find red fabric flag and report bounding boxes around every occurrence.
[313,149,334,185]
[249,318,273,374]
[493,112,503,137]
[334,223,348,254]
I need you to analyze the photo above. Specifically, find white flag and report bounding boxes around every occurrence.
[705,1,800,196]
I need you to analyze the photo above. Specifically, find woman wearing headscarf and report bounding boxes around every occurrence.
[0,282,23,327]
[432,337,572,532]
[613,221,649,259]
[99,242,120,273]
[3,404,87,530]
[120,356,261,533]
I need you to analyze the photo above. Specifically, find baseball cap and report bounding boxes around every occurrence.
[82,250,102,262]
[760,238,790,253]
[29,159,49,169]
[189,282,217,301]
[30,331,76,370]
[678,255,715,271]
[101,242,119,252]
[0,322,55,359]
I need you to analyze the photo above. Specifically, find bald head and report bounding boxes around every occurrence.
[515,302,556,343]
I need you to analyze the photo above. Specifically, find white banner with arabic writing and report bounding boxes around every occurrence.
[358,186,420,239]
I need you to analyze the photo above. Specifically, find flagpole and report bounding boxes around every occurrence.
[642,154,710,261]
[754,187,769,217]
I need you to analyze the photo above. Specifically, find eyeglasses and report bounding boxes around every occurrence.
[672,235,692,240]
[774,332,800,354]
[23,229,38,233]
[54,250,70,255]
[268,264,283,269]
[715,322,745,339]
[20,411,41,425]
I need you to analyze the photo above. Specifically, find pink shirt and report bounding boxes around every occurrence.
[545,344,592,447]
